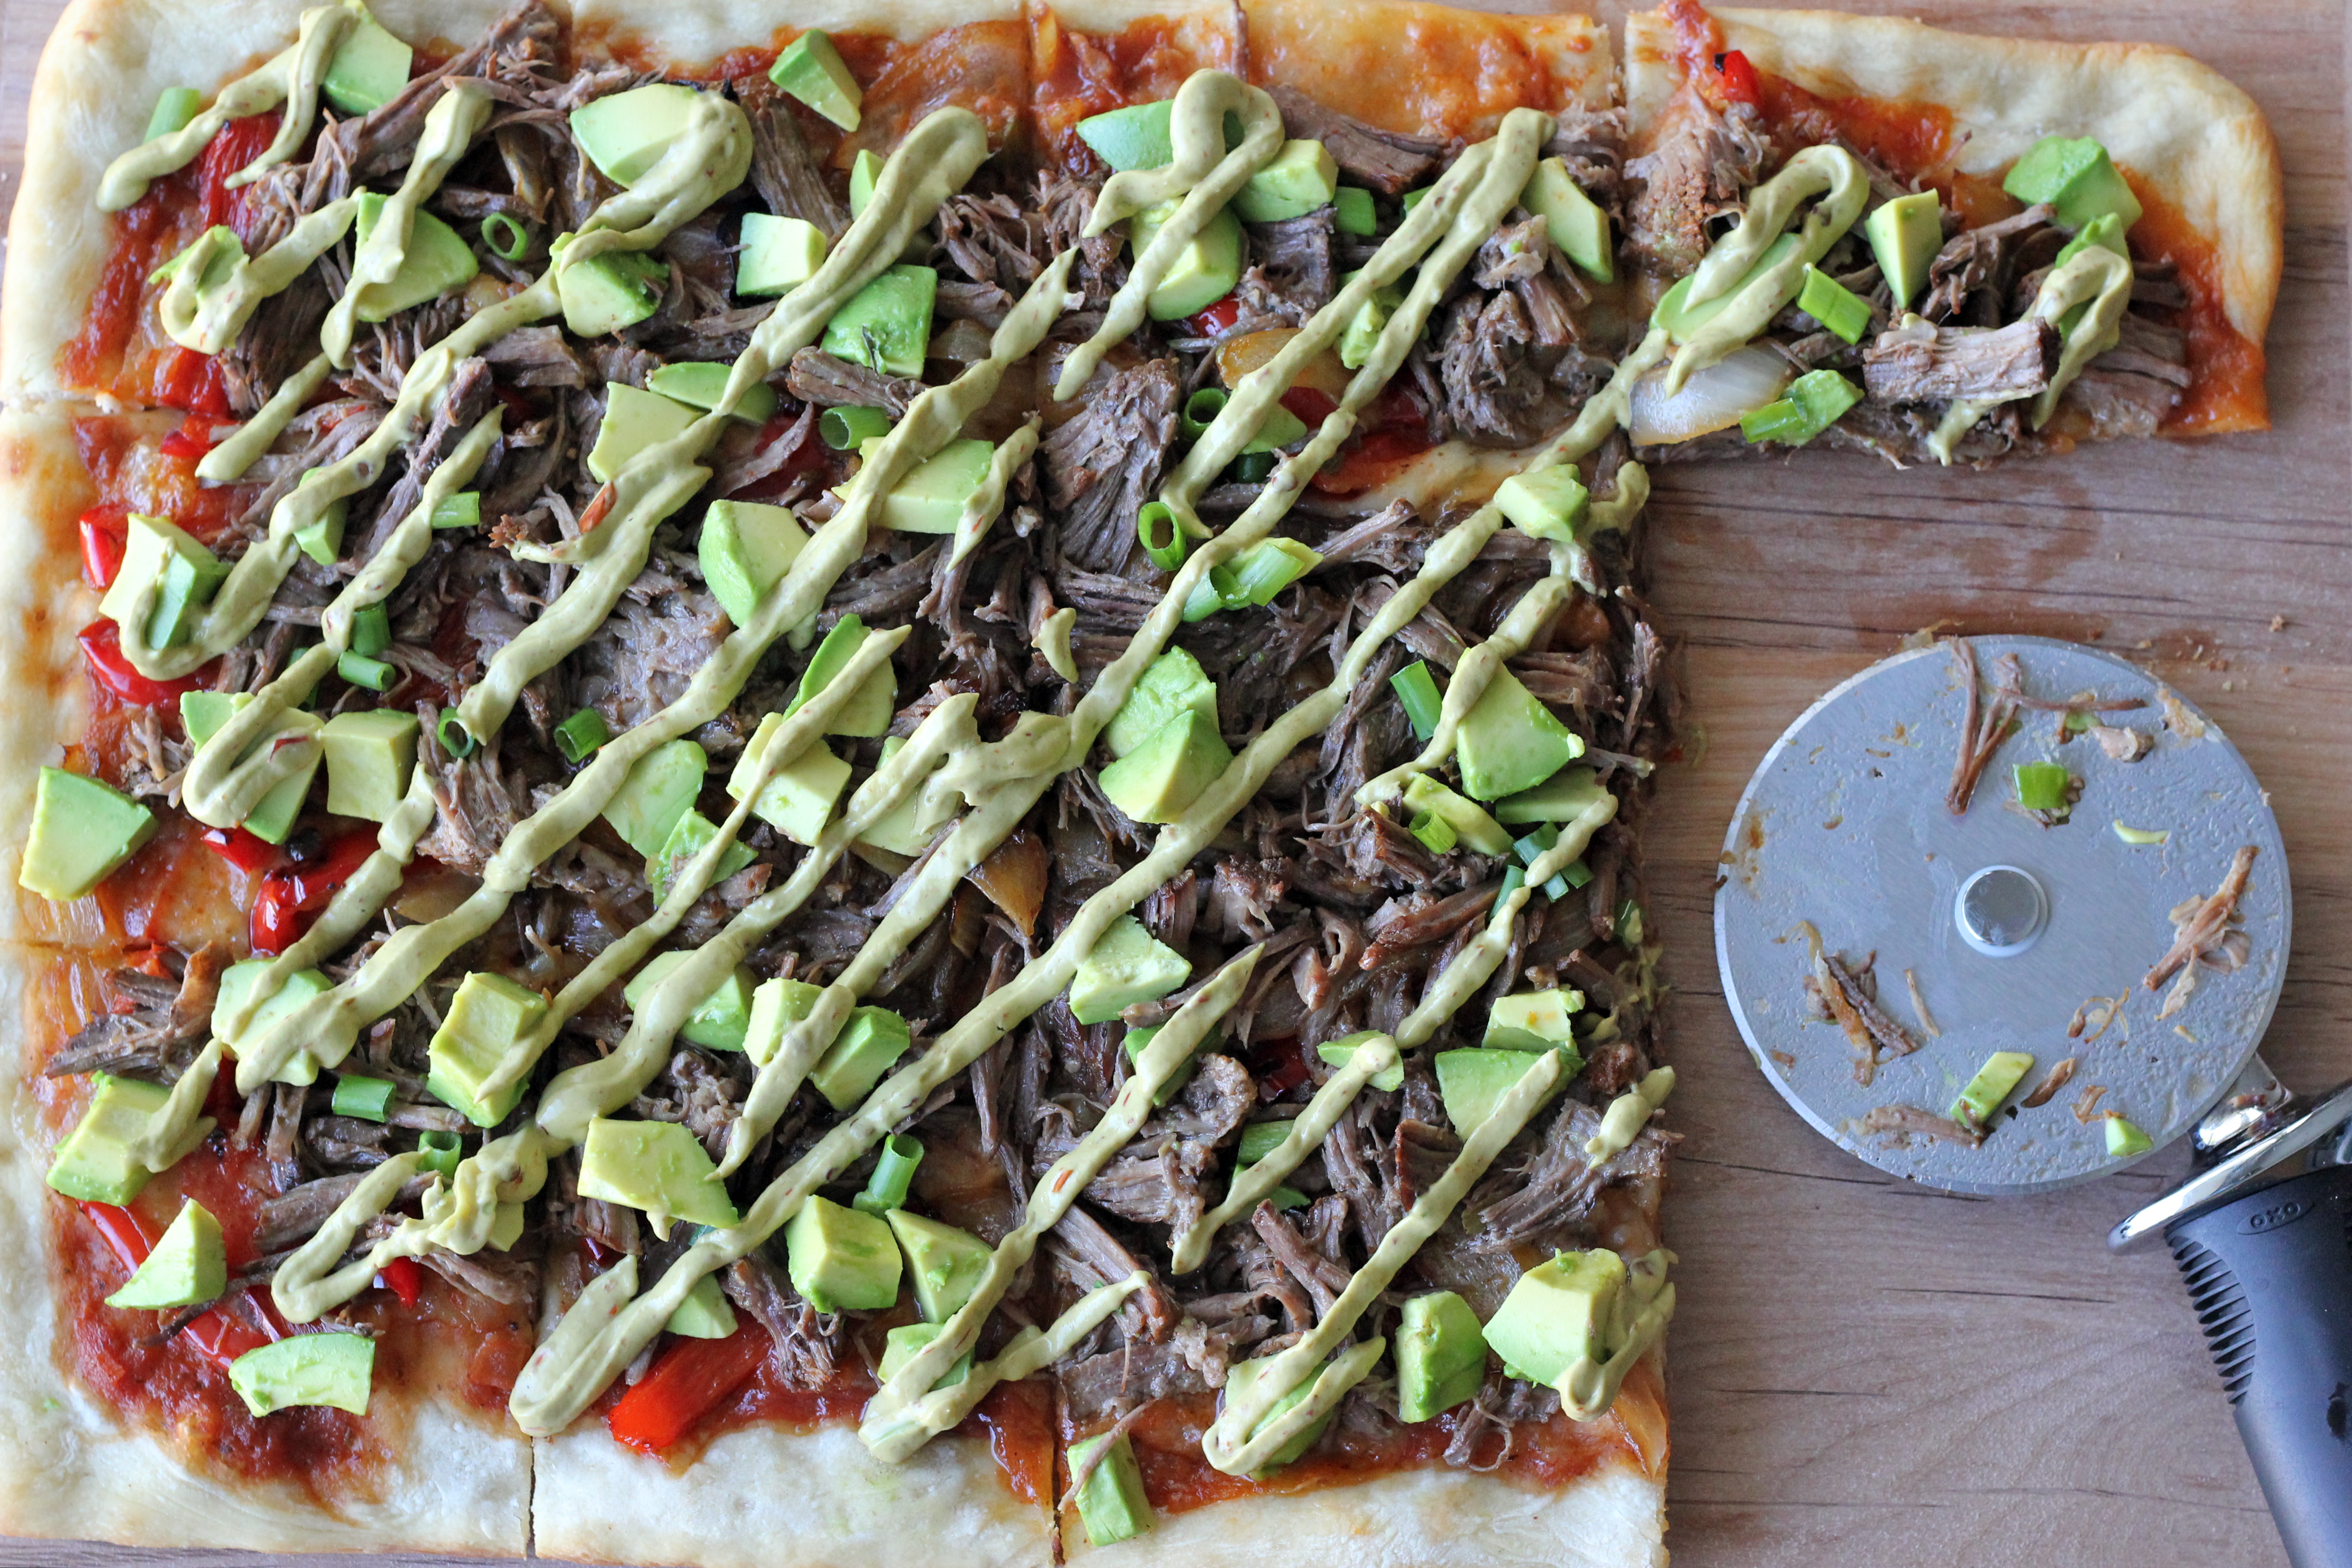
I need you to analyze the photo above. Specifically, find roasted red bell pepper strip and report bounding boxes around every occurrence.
[1184,295,1243,337]
[1278,386,1339,428]
[78,620,208,708]
[607,1320,771,1454]
[250,831,375,954]
[157,418,221,462]
[376,1255,424,1307]
[79,1201,274,1368]
[1716,49,1762,107]
[78,512,126,590]
[200,825,281,877]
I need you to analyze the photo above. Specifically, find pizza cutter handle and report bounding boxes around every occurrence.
[2168,1162,2352,1568]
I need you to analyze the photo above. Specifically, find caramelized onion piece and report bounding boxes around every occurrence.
[967,827,1048,937]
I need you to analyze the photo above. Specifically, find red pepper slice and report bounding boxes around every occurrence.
[157,418,221,462]
[1307,428,1434,498]
[1278,386,1339,429]
[78,1201,273,1369]
[376,1255,423,1308]
[1248,1038,1312,1097]
[1716,49,1762,108]
[200,825,281,877]
[1184,295,1243,337]
[157,348,233,420]
[606,1321,771,1454]
[78,512,127,591]
[78,620,208,708]
[250,831,376,954]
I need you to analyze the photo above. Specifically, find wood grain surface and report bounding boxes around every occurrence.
[1,1,2347,1564]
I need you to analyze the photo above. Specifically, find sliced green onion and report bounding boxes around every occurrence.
[1228,538,1320,605]
[1236,1120,1294,1167]
[431,491,481,530]
[1267,1186,1309,1211]
[331,1074,397,1122]
[1498,865,1526,909]
[1561,858,1594,889]
[481,212,531,261]
[1228,449,1276,484]
[1409,810,1458,854]
[1121,1023,1160,1064]
[1390,661,1444,741]
[1795,263,1873,344]
[1137,503,1188,572]
[852,1132,925,1215]
[337,650,396,691]
[1180,563,1243,621]
[555,707,611,763]
[2112,820,2169,846]
[417,1129,463,1179]
[1513,825,1560,867]
[437,707,477,759]
[821,405,893,450]
[2013,761,2071,812]
[351,603,391,658]
[1542,872,1572,901]
[1179,387,1228,442]
[146,87,203,142]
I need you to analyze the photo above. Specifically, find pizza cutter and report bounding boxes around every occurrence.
[1714,635,2352,1568]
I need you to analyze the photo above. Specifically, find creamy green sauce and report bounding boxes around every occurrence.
[1667,145,1867,393]
[320,81,494,366]
[1931,245,2135,462]
[195,352,331,484]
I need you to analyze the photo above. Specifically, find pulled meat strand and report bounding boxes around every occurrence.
[1858,1103,1986,1148]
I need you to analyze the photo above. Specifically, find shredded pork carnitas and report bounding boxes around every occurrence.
[1943,637,2148,814]
[1800,933,1921,1087]
[1857,1104,1985,1148]
[2145,845,2258,1019]
[2019,1056,2078,1110]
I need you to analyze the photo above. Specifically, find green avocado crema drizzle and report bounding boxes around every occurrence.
[1930,243,2134,462]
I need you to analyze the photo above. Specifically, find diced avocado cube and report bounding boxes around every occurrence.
[1738,368,1862,447]
[1864,190,1942,311]
[228,1333,374,1417]
[1336,273,1404,372]
[848,149,884,218]
[293,485,347,568]
[768,30,863,132]
[1315,1030,1403,1092]
[1481,1248,1625,1392]
[736,211,829,300]
[856,735,955,858]
[105,1199,226,1310]
[784,616,896,737]
[1493,466,1590,543]
[101,512,225,652]
[1105,648,1219,759]
[725,715,852,845]
[1127,200,1244,322]
[555,241,668,338]
[885,1209,992,1322]
[215,961,333,1085]
[784,1193,900,1311]
[1070,1429,1155,1545]
[321,12,412,118]
[879,1321,971,1390]
[742,976,824,1068]
[1400,774,1513,857]
[1485,990,1583,1052]
[700,499,808,626]
[2013,760,2071,813]
[1652,232,1800,343]
[808,1005,914,1111]
[1333,185,1377,237]
[427,971,547,1127]
[2002,135,2142,234]
[579,1115,741,1229]
[351,192,478,321]
[181,692,317,845]
[45,1073,171,1205]
[1099,708,1233,825]
[822,264,937,378]
[1236,1120,1295,1167]
[1396,1290,1488,1423]
[647,362,777,424]
[874,437,995,535]
[587,382,700,483]
[1952,1050,2036,1127]
[663,1271,738,1340]
[1077,99,1176,171]
[1520,156,1612,283]
[570,83,710,188]
[1795,264,1872,345]
[1223,1353,1335,1472]
[1436,1047,1563,1134]
[2105,1113,2155,1158]
[2055,211,2130,269]
[602,738,709,857]
[646,808,758,904]
[1232,139,1338,223]
[19,768,157,901]
[1069,915,1190,1026]
[624,950,758,1052]
[1455,669,1582,802]
[1494,764,1606,827]
[318,708,417,821]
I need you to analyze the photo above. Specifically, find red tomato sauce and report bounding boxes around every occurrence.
[1031,11,1226,166]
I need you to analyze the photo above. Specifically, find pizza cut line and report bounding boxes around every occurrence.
[0,0,2278,1563]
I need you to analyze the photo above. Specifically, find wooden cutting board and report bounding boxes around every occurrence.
[0,1,2344,1564]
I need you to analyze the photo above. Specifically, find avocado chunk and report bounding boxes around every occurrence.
[847,149,884,218]
[2055,211,2130,268]
[726,715,852,845]
[2002,135,2142,233]
[1127,200,1244,321]
[1077,100,1177,171]
[742,976,824,1068]
[319,708,418,821]
[182,692,317,844]
[647,362,778,424]
[579,1115,741,1230]
[855,735,957,858]
[1105,648,1219,758]
[1494,763,1607,826]
[571,83,710,187]
[1070,1429,1155,1545]
[787,614,896,736]
[645,807,758,903]
[1652,232,1801,343]
[822,264,937,378]
[873,437,995,534]
[100,512,226,652]
[699,499,809,626]
[1484,989,1582,1052]
[228,1333,374,1417]
[105,1199,226,1310]
[768,30,863,131]
[1481,1248,1624,1392]
[1333,185,1376,237]
[291,482,348,567]
[1315,1030,1403,1091]
[321,11,411,118]
[1223,1353,1335,1473]
[1400,774,1513,857]
[554,239,668,338]
[879,1321,972,1390]
[1436,1047,1566,1134]
[351,192,478,321]
[1738,367,1862,447]
[808,1005,914,1111]
[587,382,700,483]
[427,971,547,1127]
[1455,668,1582,802]
[602,737,709,857]
[623,950,757,1052]
[1520,156,1613,282]
[1069,914,1191,1025]
[663,1271,738,1340]
[1864,190,1942,311]
[20,768,157,901]
[45,1073,171,1205]
[1396,1291,1488,1423]
[2105,1112,2155,1158]
[885,1209,992,1322]
[1952,1049,2035,1127]
[736,211,829,300]
[1336,271,1405,371]
[784,1193,900,1312]
[1493,466,1590,544]
[1099,708,1233,825]
[1232,139,1338,223]
[215,960,335,1084]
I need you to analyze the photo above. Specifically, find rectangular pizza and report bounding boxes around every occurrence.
[0,0,2277,1563]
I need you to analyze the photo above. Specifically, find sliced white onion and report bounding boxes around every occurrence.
[1627,346,1793,446]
